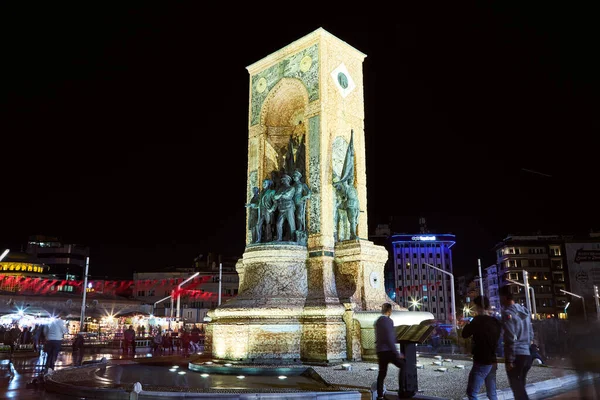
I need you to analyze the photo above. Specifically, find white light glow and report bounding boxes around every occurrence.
[237,375,245,379]
[178,371,186,375]
[201,373,209,378]
[278,375,287,380]
[169,368,177,372]
[224,363,232,367]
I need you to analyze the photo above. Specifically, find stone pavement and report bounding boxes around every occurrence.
[0,348,595,400]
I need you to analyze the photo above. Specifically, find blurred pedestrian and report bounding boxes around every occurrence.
[123,325,135,355]
[499,285,533,400]
[43,312,68,372]
[72,332,85,366]
[374,302,406,400]
[462,295,502,400]
[566,299,600,398]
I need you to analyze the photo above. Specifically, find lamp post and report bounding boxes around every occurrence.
[594,285,600,321]
[560,289,587,322]
[0,249,9,262]
[505,270,532,317]
[176,272,200,322]
[79,257,90,330]
[424,263,456,336]
[153,295,172,316]
[506,278,537,320]
[477,259,484,297]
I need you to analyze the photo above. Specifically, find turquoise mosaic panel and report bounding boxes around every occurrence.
[308,115,321,234]
[250,44,319,126]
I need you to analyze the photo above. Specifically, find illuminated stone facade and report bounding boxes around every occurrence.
[206,28,410,364]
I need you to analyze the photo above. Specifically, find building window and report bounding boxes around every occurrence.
[549,246,561,256]
[552,272,564,282]
[551,260,563,269]
[422,285,428,292]
[436,253,441,258]
[433,307,436,313]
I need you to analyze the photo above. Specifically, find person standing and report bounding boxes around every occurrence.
[462,295,502,400]
[123,325,135,355]
[499,285,534,400]
[374,303,405,400]
[43,312,68,372]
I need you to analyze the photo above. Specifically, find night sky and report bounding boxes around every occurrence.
[2,3,599,279]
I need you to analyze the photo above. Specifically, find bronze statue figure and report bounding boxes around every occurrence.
[292,169,311,234]
[333,129,359,241]
[256,179,276,243]
[245,186,260,243]
[274,174,296,241]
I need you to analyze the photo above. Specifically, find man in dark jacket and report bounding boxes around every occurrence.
[462,295,502,400]
[499,285,534,400]
[374,303,405,400]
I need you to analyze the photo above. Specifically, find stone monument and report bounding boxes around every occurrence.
[205,28,421,364]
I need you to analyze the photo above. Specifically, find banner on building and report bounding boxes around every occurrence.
[565,242,600,298]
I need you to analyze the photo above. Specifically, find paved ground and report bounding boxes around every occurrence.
[0,348,594,400]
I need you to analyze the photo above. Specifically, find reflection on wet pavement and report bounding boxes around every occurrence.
[1,348,333,398]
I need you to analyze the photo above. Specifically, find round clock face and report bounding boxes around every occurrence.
[256,77,267,93]
[369,271,380,289]
[337,72,349,89]
[300,56,312,72]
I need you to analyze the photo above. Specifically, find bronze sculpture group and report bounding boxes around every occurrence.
[246,129,359,245]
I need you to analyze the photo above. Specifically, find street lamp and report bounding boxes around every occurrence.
[423,263,456,336]
[153,295,172,316]
[79,257,90,330]
[504,270,532,317]
[477,259,484,297]
[506,278,537,320]
[0,249,9,262]
[560,289,587,322]
[594,285,600,321]
[176,272,200,322]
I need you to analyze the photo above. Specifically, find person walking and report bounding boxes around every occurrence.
[374,302,405,400]
[462,295,502,400]
[72,332,85,366]
[43,312,68,372]
[123,325,135,355]
[499,285,534,400]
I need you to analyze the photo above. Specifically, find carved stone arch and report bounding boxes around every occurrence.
[258,78,310,181]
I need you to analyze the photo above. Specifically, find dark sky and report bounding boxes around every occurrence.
[2,3,599,279]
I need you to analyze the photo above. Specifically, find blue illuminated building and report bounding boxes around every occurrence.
[389,233,456,324]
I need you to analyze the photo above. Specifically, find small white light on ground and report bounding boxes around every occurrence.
[197,352,203,355]
[169,369,177,372]
[201,373,209,378]
[205,362,213,365]
[178,371,186,375]
[435,367,448,372]
[237,375,245,379]
[146,353,153,357]
[278,375,287,380]
[172,366,179,369]
[455,365,465,369]
[224,363,232,367]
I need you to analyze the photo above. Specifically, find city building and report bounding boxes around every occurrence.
[25,235,90,280]
[484,264,500,312]
[389,232,457,324]
[494,234,569,319]
[132,253,239,325]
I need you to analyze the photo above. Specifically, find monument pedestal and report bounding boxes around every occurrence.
[206,243,348,363]
[334,239,398,311]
